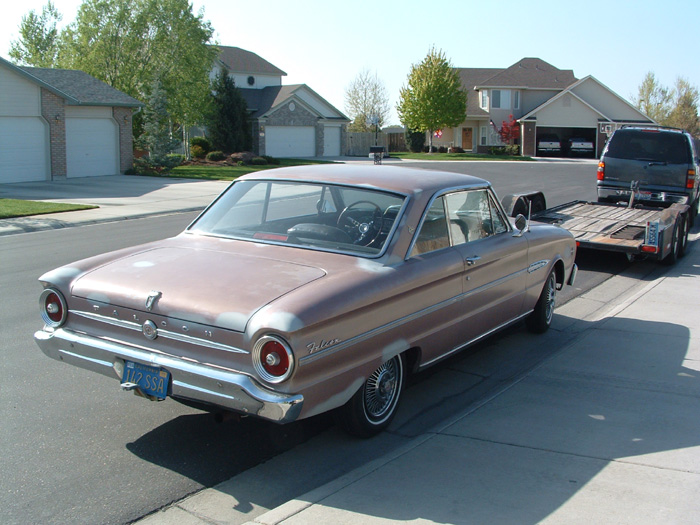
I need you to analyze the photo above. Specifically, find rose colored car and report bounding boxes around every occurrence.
[35,165,577,437]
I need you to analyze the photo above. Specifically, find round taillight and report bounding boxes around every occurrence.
[40,288,67,327]
[253,336,294,383]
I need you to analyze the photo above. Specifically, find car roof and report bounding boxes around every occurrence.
[237,164,490,196]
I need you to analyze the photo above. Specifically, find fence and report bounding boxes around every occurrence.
[346,132,407,156]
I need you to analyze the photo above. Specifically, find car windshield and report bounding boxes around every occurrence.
[606,130,690,163]
[188,180,407,256]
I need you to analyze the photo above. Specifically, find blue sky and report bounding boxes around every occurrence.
[2,0,698,125]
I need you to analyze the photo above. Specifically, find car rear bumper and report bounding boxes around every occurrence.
[34,328,303,423]
[597,186,689,206]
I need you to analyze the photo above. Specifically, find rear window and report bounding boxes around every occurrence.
[605,130,690,164]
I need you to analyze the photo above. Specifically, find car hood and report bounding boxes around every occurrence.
[70,246,326,332]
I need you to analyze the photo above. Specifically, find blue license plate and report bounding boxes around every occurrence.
[122,361,170,399]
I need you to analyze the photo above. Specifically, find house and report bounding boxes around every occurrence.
[213,46,349,157]
[431,58,654,158]
[0,56,142,183]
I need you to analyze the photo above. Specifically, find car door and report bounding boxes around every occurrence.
[445,189,529,343]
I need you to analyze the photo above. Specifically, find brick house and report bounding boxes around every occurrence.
[430,58,654,158]
[213,46,349,157]
[0,56,143,183]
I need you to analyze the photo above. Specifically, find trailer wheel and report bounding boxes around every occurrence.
[678,213,689,258]
[663,216,682,266]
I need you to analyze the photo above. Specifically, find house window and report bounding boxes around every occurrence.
[514,91,520,110]
[491,89,511,109]
[481,126,488,146]
[480,90,488,110]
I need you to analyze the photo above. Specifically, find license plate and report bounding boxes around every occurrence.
[122,360,170,399]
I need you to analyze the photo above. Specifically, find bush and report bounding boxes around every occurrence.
[438,146,447,153]
[230,151,255,164]
[166,154,185,166]
[206,150,225,161]
[262,155,280,165]
[251,156,268,165]
[423,145,437,153]
[448,146,464,153]
[505,144,520,156]
[489,146,507,156]
[190,136,211,154]
[405,129,425,153]
[190,144,206,159]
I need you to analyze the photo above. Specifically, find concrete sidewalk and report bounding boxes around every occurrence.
[139,234,700,524]
[0,175,229,236]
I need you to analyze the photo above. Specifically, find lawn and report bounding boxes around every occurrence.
[390,152,534,161]
[166,158,335,180]
[0,199,97,219]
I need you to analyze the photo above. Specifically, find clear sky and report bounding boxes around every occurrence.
[2,0,698,125]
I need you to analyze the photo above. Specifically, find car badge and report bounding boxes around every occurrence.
[146,290,162,311]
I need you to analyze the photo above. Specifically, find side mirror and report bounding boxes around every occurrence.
[514,214,528,231]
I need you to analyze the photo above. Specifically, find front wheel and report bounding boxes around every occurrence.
[335,354,405,438]
[526,269,557,334]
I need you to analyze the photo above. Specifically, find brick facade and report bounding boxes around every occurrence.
[113,106,134,173]
[260,101,319,156]
[40,88,67,178]
[522,121,537,157]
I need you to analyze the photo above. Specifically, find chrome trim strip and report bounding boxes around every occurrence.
[299,266,528,365]
[528,259,550,273]
[72,310,249,355]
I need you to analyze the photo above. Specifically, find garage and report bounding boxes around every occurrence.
[0,116,49,182]
[536,126,597,158]
[323,125,341,157]
[265,126,315,157]
[66,108,119,178]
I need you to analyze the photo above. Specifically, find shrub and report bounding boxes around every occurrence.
[206,150,225,161]
[448,146,464,153]
[489,146,507,156]
[166,154,185,166]
[190,136,211,154]
[438,146,447,153]
[262,155,280,165]
[190,144,206,159]
[423,145,437,153]
[405,129,425,153]
[230,151,255,164]
[251,156,268,165]
[505,144,520,156]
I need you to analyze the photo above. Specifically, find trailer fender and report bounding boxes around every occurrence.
[501,191,547,217]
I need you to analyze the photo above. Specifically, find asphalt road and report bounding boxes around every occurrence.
[0,161,661,524]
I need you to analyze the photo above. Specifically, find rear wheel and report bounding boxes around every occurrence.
[663,216,682,265]
[526,269,557,334]
[679,214,689,258]
[335,354,405,438]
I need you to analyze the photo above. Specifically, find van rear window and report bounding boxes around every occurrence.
[606,130,690,164]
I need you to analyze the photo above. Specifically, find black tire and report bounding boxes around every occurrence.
[678,214,689,258]
[335,354,405,438]
[663,217,682,266]
[526,269,557,334]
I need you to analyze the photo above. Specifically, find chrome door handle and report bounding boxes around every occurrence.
[466,256,481,266]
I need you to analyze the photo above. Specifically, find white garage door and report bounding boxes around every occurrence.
[66,116,118,178]
[323,126,341,157]
[266,126,315,157]
[0,116,49,183]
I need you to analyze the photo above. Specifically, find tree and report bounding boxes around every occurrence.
[206,66,251,153]
[9,1,62,68]
[59,0,217,131]
[135,77,181,171]
[666,78,699,136]
[634,72,671,124]
[498,115,520,155]
[344,69,391,133]
[396,47,467,152]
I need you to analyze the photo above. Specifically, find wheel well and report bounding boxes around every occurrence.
[554,259,565,289]
[404,347,422,375]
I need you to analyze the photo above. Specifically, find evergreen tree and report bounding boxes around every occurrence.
[207,66,251,153]
[137,77,180,169]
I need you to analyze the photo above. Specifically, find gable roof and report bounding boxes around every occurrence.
[216,46,287,77]
[239,84,349,121]
[0,56,142,107]
[456,67,502,117]
[475,58,577,90]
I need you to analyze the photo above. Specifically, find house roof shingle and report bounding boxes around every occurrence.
[474,58,577,90]
[456,67,503,117]
[216,46,287,77]
[16,64,143,107]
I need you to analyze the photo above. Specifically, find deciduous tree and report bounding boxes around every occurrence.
[397,48,467,152]
[634,72,671,124]
[344,69,391,133]
[9,1,62,68]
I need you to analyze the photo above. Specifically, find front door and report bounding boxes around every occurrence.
[462,128,473,151]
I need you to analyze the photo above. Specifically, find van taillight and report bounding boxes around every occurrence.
[687,169,696,189]
[597,161,605,181]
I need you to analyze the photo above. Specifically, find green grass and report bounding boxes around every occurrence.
[0,199,98,219]
[390,152,534,161]
[164,158,335,181]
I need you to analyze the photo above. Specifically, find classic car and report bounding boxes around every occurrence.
[35,165,577,437]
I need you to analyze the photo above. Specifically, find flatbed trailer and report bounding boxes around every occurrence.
[502,193,690,264]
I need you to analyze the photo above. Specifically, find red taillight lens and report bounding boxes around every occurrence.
[40,288,67,327]
[597,161,605,181]
[687,169,696,189]
[253,336,294,383]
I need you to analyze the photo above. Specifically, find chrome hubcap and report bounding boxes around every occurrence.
[364,358,400,420]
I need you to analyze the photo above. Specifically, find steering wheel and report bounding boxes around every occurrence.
[337,201,383,245]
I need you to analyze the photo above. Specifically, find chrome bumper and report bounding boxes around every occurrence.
[34,328,303,423]
[597,187,689,206]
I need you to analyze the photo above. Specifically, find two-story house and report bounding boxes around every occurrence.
[432,58,654,158]
[213,46,349,158]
